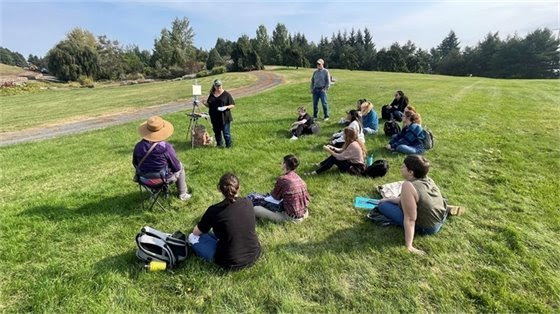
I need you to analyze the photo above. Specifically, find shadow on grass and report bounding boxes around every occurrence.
[20,191,155,221]
[93,249,143,279]
[95,247,238,278]
[275,220,402,255]
[234,118,294,127]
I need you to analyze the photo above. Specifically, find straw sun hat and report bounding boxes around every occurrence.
[138,116,174,142]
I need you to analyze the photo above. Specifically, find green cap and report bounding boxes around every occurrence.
[213,79,222,87]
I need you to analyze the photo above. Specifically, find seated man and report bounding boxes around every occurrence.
[133,116,191,201]
[251,155,310,223]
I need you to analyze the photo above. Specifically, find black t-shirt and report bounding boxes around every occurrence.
[207,91,235,126]
[298,113,314,127]
[197,198,261,270]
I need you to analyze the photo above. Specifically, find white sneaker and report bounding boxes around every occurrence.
[179,193,192,201]
[324,117,330,122]
[290,135,298,141]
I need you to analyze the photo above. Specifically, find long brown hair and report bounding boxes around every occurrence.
[342,127,367,158]
[404,110,422,124]
[218,173,240,202]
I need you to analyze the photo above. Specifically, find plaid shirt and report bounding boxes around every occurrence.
[390,123,425,149]
[271,171,310,218]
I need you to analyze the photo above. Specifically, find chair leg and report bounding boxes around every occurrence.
[139,183,170,211]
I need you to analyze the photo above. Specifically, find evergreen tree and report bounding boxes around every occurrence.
[231,35,263,71]
[206,48,224,70]
[271,23,290,64]
[253,25,270,64]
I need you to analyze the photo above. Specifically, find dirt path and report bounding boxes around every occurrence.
[0,71,283,147]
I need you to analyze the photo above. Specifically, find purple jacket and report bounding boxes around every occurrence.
[132,140,181,174]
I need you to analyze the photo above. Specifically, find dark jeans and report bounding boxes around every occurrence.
[292,124,313,137]
[312,88,329,118]
[213,122,232,148]
[316,155,353,174]
[391,110,404,122]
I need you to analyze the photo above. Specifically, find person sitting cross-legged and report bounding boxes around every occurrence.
[133,116,191,201]
[189,173,261,270]
[309,127,367,176]
[375,155,448,255]
[251,155,311,223]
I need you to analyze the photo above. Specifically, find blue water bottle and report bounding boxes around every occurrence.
[366,154,374,166]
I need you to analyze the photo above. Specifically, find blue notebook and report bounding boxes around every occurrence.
[354,196,379,210]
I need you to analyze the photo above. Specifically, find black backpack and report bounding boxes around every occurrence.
[364,160,389,178]
[422,128,434,150]
[384,120,401,137]
[381,105,392,120]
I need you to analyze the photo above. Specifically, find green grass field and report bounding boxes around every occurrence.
[0,72,256,132]
[0,69,559,312]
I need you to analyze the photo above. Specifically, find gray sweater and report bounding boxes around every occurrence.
[311,68,330,91]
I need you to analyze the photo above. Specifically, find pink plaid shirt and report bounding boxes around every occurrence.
[271,171,310,218]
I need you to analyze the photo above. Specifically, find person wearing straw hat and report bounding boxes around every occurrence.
[133,116,191,201]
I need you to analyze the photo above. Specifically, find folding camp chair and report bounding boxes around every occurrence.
[137,172,171,211]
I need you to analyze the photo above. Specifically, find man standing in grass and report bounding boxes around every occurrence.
[311,58,331,121]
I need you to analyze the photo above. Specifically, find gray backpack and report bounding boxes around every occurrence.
[135,226,188,268]
[422,128,434,150]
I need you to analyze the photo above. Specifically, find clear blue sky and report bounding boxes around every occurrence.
[1,0,558,58]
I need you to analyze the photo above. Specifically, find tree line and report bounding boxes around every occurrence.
[216,23,559,79]
[2,17,558,81]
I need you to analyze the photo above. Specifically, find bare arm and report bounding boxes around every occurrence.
[401,181,424,254]
[192,225,203,236]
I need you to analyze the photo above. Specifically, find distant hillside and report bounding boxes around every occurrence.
[0,63,26,76]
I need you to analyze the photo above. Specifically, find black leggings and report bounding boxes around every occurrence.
[316,156,353,174]
[292,124,313,137]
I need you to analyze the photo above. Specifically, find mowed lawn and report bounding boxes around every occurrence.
[0,69,559,312]
[0,72,256,133]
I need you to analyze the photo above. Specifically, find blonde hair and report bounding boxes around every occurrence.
[360,101,373,116]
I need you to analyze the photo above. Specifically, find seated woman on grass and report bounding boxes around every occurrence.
[388,90,409,121]
[189,173,261,271]
[376,155,448,255]
[339,99,366,125]
[332,110,365,148]
[309,127,366,176]
[386,110,425,155]
[251,155,311,223]
[360,100,379,135]
[290,107,316,141]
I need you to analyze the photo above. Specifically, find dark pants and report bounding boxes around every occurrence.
[213,122,232,148]
[292,124,313,137]
[391,110,404,122]
[316,155,353,174]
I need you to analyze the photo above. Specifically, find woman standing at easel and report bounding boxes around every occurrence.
[205,79,235,148]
